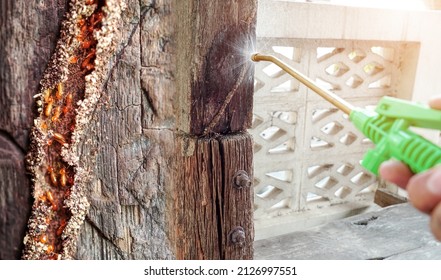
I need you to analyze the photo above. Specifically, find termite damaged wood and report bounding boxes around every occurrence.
[22,0,126,260]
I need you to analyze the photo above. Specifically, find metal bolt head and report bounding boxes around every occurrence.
[229,226,246,247]
[233,170,251,189]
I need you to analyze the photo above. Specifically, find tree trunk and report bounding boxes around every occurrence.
[0,0,257,260]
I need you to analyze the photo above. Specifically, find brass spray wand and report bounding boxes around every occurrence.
[251,53,354,115]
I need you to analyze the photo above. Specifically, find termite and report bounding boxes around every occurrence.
[47,166,58,187]
[63,93,73,114]
[56,83,63,100]
[40,122,48,131]
[46,191,55,205]
[46,190,58,211]
[69,56,78,64]
[46,244,54,254]
[81,40,94,49]
[51,107,61,123]
[80,23,89,35]
[90,11,104,27]
[57,220,67,236]
[39,194,47,203]
[53,132,66,145]
[85,0,97,5]
[65,93,73,106]
[81,49,96,70]
[76,25,88,42]
[44,97,54,117]
[39,234,48,244]
[77,33,86,42]
[59,168,67,188]
[43,88,51,103]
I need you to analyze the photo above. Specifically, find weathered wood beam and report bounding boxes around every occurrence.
[75,0,176,259]
[1,0,257,260]
[174,134,254,259]
[172,0,257,259]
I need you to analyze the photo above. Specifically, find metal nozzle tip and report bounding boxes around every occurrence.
[251,53,260,62]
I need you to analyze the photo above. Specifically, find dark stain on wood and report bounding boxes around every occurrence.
[190,21,256,136]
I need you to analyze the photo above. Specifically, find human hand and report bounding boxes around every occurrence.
[379,96,441,241]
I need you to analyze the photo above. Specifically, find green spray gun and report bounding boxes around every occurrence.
[251,53,441,175]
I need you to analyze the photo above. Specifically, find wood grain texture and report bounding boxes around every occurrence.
[254,203,441,260]
[0,0,68,259]
[171,0,257,259]
[220,135,254,259]
[0,0,68,149]
[1,0,257,259]
[175,0,257,136]
[75,0,175,259]
[174,134,254,259]
[0,134,31,259]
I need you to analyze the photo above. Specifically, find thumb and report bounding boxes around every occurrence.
[407,166,441,214]
[428,95,441,110]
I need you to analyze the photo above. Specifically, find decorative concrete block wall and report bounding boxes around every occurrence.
[253,0,424,239]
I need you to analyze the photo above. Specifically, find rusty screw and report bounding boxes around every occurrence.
[229,226,245,247]
[233,170,251,189]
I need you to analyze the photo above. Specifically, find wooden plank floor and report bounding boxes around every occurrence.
[254,203,441,259]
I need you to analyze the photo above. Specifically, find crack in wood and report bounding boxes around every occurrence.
[83,218,126,258]
[202,65,251,137]
[175,134,253,259]
[141,87,158,116]
[22,0,126,260]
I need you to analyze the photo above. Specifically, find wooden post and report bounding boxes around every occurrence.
[174,134,254,259]
[0,0,256,259]
[172,1,257,259]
